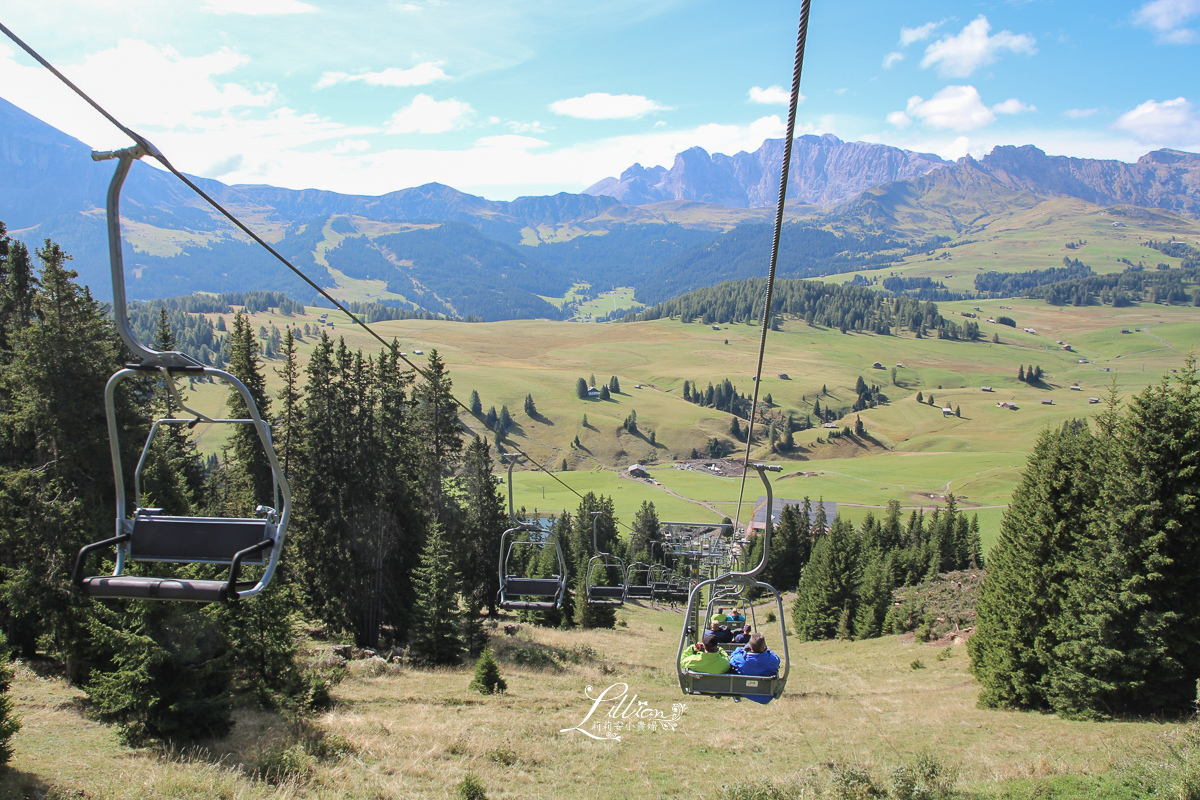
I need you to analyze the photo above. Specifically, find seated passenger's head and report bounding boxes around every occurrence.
[710,621,722,631]
[701,632,721,652]
[743,625,752,633]
[748,632,767,653]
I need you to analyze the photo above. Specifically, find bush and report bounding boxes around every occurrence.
[457,773,488,800]
[888,753,957,800]
[827,764,882,800]
[257,744,317,784]
[468,649,506,695]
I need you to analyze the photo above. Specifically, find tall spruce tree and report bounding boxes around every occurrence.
[224,311,274,505]
[0,238,144,661]
[0,632,18,768]
[409,522,464,665]
[458,436,506,630]
[792,517,861,641]
[1050,366,1200,717]
[969,421,1098,710]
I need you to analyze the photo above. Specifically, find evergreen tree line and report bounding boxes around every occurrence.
[1017,364,1044,384]
[1142,238,1200,267]
[683,378,755,419]
[971,365,1200,718]
[628,276,984,341]
[974,260,1094,296]
[977,256,1200,307]
[791,498,982,642]
[0,225,515,744]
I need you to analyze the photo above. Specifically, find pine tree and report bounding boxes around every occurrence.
[414,350,464,530]
[468,649,506,694]
[792,517,862,640]
[1050,365,1200,717]
[274,327,303,478]
[523,393,536,417]
[86,602,234,745]
[225,311,274,505]
[599,385,610,401]
[222,583,300,707]
[409,523,465,665]
[459,436,506,624]
[969,421,1097,710]
[576,377,588,399]
[469,389,483,416]
[0,238,145,660]
[609,375,620,394]
[0,633,18,768]
[916,391,923,403]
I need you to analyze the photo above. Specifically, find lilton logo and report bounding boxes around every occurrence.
[559,683,687,741]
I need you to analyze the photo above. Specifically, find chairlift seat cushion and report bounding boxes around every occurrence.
[588,586,625,600]
[626,585,654,599]
[499,600,559,611]
[79,575,254,602]
[502,577,562,597]
[681,670,782,698]
[130,515,272,564]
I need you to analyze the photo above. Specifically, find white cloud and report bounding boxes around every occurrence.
[332,139,371,154]
[886,110,912,128]
[1064,108,1099,119]
[748,85,797,105]
[202,0,315,15]
[993,98,1036,115]
[506,120,547,134]
[900,21,943,46]
[1133,0,1200,43]
[548,92,667,120]
[316,62,448,89]
[385,94,474,134]
[1112,97,1200,144]
[921,16,1036,77]
[904,85,996,132]
[882,51,904,69]
[475,134,549,150]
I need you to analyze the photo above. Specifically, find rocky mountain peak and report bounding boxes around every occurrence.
[585,135,948,209]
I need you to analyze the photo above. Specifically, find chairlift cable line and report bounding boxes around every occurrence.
[730,0,812,533]
[0,19,595,510]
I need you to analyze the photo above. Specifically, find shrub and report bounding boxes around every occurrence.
[888,753,957,800]
[457,774,488,800]
[827,764,882,800]
[469,649,506,695]
[257,744,318,784]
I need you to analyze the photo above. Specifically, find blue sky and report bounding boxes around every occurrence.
[3,0,1199,200]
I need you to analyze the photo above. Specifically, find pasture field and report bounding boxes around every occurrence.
[2,599,1182,800]
[831,195,1200,297]
[180,295,1198,548]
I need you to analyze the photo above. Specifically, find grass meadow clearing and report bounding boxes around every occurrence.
[3,597,1185,800]
[178,295,1199,550]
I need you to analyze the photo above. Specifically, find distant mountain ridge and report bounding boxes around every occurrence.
[585,134,950,208]
[3,93,1200,320]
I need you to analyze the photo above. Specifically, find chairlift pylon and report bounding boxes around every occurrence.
[72,144,291,603]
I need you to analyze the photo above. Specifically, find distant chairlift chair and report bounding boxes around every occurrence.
[496,455,568,611]
[585,511,627,606]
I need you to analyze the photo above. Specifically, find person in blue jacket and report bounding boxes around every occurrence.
[728,632,781,705]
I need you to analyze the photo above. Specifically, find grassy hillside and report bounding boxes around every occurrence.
[3,601,1183,800]
[173,290,1197,552]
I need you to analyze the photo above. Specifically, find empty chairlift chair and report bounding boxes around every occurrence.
[624,562,654,600]
[496,454,568,611]
[585,512,627,606]
[73,144,291,603]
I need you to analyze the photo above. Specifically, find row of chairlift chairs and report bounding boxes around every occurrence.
[71,147,789,701]
[496,458,790,702]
